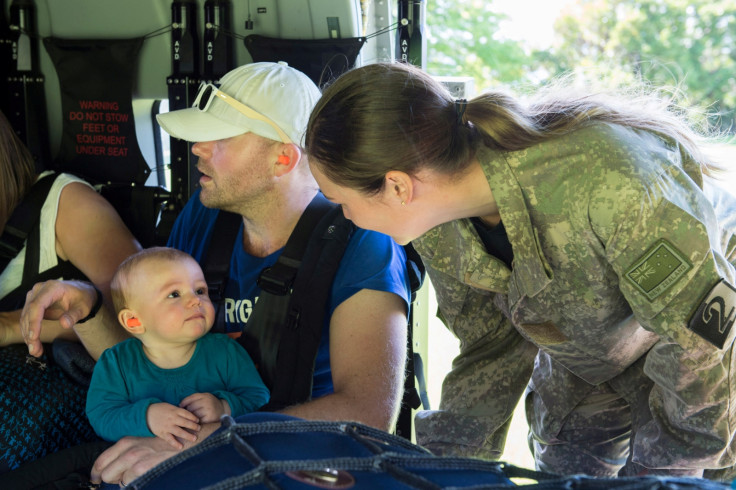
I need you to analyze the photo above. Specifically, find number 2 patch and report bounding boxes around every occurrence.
[688,279,736,349]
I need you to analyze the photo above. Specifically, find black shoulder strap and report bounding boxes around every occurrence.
[0,173,58,271]
[396,241,426,439]
[404,242,425,302]
[241,193,352,410]
[0,173,87,311]
[254,193,336,297]
[201,192,427,415]
[260,205,355,410]
[200,194,337,338]
[201,209,242,330]
[0,262,86,312]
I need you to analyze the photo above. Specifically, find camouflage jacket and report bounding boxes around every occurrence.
[415,122,736,469]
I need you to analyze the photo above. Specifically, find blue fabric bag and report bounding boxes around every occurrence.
[126,413,519,489]
[122,413,729,490]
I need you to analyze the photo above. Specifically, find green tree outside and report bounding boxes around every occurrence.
[546,0,736,132]
[426,0,531,88]
[426,0,736,133]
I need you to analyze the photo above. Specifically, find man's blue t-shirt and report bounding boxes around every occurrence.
[167,189,411,398]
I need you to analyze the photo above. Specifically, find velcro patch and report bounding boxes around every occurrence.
[688,279,736,349]
[625,239,692,301]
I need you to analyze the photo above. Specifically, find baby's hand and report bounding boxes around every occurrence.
[179,392,230,423]
[146,402,201,449]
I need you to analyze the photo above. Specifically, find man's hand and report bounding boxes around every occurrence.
[20,280,97,357]
[146,402,200,449]
[180,392,230,423]
[91,422,223,485]
[90,436,177,487]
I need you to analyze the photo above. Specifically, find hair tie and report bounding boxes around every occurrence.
[455,98,468,124]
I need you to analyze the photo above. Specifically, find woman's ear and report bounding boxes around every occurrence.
[119,309,144,334]
[385,170,413,205]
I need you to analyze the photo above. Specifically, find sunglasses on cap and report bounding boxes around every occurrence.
[192,83,293,144]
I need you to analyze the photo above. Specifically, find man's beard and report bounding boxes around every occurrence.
[198,184,227,210]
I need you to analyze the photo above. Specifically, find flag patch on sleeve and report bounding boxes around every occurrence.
[625,239,692,301]
[688,279,736,349]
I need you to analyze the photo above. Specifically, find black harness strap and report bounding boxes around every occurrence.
[200,193,350,408]
[0,174,86,312]
[0,174,57,269]
[201,191,427,424]
[396,242,427,438]
[201,210,242,331]
[0,264,86,312]
[241,194,351,410]
[258,205,354,409]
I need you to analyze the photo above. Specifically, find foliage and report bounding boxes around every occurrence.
[538,0,736,132]
[426,0,735,132]
[426,0,531,90]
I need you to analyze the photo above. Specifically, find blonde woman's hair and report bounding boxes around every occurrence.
[305,62,717,194]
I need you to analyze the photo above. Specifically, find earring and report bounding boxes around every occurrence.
[401,201,406,206]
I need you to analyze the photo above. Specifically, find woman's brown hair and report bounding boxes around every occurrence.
[305,62,715,195]
[0,110,37,232]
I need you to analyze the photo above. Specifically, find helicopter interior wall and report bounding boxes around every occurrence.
[5,0,363,167]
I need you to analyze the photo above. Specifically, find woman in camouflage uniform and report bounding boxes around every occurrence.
[305,62,736,480]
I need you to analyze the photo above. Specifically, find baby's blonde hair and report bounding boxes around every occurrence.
[111,247,197,314]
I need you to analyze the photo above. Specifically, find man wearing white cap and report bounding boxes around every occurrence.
[20,62,411,486]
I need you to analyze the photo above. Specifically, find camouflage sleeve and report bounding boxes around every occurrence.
[413,223,537,459]
[590,160,736,470]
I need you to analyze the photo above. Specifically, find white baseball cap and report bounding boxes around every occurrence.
[156,62,321,146]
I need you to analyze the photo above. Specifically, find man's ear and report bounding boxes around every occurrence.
[274,143,302,176]
[119,309,144,334]
[384,170,413,205]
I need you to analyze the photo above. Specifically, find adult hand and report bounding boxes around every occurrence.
[20,280,97,357]
[90,436,178,487]
[91,422,223,485]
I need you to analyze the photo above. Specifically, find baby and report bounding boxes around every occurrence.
[86,247,269,449]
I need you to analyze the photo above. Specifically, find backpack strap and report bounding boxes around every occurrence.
[201,194,334,334]
[261,205,355,410]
